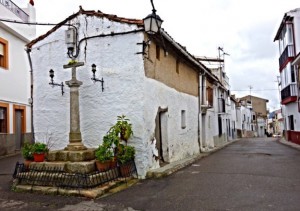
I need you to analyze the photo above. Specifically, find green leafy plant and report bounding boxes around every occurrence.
[33,142,48,154]
[95,144,113,163]
[21,142,34,161]
[110,115,133,142]
[117,144,135,164]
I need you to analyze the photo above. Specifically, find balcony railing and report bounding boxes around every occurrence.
[218,98,225,113]
[279,45,294,69]
[281,83,297,104]
[0,0,29,22]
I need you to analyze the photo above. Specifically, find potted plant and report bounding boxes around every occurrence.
[117,144,135,177]
[21,142,34,168]
[32,142,48,162]
[95,143,114,172]
[110,115,133,142]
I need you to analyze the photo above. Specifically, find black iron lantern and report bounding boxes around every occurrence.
[48,69,64,95]
[49,69,54,80]
[91,64,104,92]
[143,0,163,34]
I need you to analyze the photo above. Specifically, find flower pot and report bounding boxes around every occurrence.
[95,160,111,172]
[33,153,45,162]
[119,161,134,177]
[24,160,33,170]
[110,158,117,169]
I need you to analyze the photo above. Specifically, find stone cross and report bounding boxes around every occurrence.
[63,62,87,151]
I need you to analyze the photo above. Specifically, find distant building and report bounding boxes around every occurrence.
[274,8,300,145]
[0,0,36,155]
[239,95,269,137]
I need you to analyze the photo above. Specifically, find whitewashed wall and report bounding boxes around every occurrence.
[142,78,200,171]
[0,22,31,133]
[30,14,200,178]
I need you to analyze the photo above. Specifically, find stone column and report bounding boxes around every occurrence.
[63,62,87,151]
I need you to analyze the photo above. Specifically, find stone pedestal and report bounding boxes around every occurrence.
[63,62,87,151]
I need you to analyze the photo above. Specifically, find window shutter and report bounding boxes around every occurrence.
[0,43,4,56]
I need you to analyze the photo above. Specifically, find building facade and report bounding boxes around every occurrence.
[0,0,35,155]
[274,8,300,145]
[26,8,229,178]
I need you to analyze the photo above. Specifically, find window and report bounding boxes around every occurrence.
[207,87,213,106]
[218,115,222,135]
[181,110,186,129]
[291,65,295,82]
[156,45,160,60]
[0,103,9,133]
[288,115,294,130]
[0,38,8,69]
[176,59,180,74]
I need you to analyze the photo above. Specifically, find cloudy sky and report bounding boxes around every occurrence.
[14,0,300,110]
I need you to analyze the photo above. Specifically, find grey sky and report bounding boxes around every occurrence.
[13,0,300,110]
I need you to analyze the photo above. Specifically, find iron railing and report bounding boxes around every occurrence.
[279,45,294,69]
[13,160,137,190]
[0,0,29,22]
[281,83,297,103]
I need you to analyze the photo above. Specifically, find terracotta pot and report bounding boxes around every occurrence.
[33,153,45,162]
[110,157,117,168]
[119,163,133,177]
[95,160,111,172]
[24,160,33,170]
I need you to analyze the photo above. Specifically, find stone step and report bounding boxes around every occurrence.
[47,149,95,162]
[29,160,96,174]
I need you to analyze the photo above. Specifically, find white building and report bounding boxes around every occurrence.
[26,7,228,178]
[0,0,35,155]
[274,8,300,145]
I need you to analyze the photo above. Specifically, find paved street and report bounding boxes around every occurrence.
[1,138,300,210]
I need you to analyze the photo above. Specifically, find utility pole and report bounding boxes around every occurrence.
[249,85,253,106]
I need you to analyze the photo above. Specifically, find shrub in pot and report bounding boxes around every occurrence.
[95,143,114,172]
[32,142,48,162]
[110,115,133,143]
[117,144,135,177]
[21,142,34,168]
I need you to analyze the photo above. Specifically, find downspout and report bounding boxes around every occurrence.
[198,71,205,153]
[26,47,34,142]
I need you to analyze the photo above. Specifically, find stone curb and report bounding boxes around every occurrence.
[14,178,139,199]
[277,137,300,151]
[0,152,21,160]
[146,139,239,179]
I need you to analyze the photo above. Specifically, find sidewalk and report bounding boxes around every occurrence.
[278,137,300,151]
[146,139,239,178]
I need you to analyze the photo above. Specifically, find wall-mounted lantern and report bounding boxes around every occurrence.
[91,64,104,92]
[49,69,64,95]
[143,0,163,34]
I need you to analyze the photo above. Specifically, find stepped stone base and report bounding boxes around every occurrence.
[30,160,96,174]
[47,148,96,162]
[13,179,139,199]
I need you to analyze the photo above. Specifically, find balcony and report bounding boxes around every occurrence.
[279,45,294,71]
[0,0,29,22]
[281,84,297,105]
[218,98,225,113]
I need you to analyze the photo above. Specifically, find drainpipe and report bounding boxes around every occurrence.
[26,47,34,143]
[198,72,205,153]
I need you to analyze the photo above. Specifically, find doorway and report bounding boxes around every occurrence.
[154,107,169,165]
[14,105,26,150]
